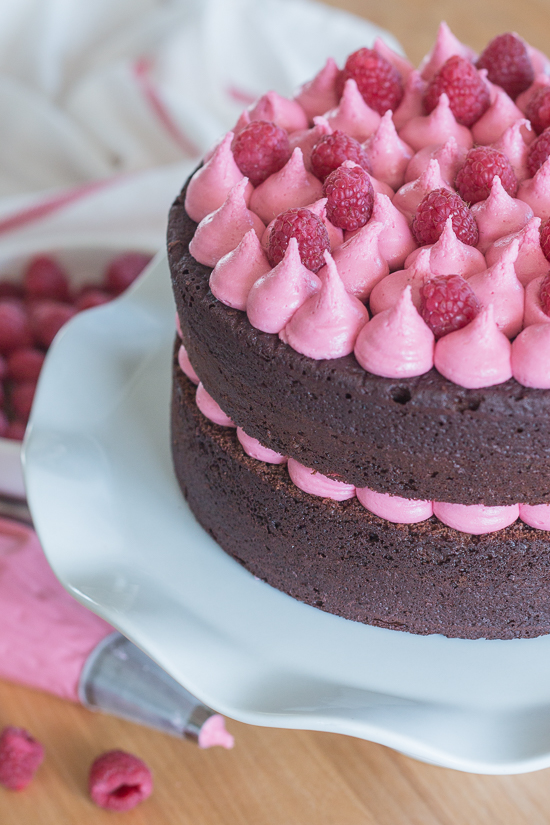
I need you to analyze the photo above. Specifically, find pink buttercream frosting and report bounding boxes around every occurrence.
[404,137,468,185]
[516,74,550,114]
[468,240,525,338]
[471,176,533,254]
[519,503,550,531]
[356,487,433,523]
[196,382,235,427]
[287,458,355,501]
[249,148,323,225]
[527,46,550,77]
[354,286,434,376]
[405,217,486,278]
[189,179,265,267]
[485,217,549,285]
[471,87,526,145]
[433,502,519,535]
[185,132,251,223]
[197,714,235,750]
[393,159,451,224]
[237,428,287,464]
[419,22,477,81]
[398,93,474,152]
[281,251,369,359]
[369,247,432,314]
[373,37,414,80]
[363,111,414,190]
[517,158,550,220]
[293,58,341,122]
[511,323,550,388]
[524,275,550,326]
[288,117,332,171]
[324,79,381,142]
[490,120,534,182]
[210,229,271,310]
[178,343,199,384]
[248,90,308,133]
[232,109,251,137]
[368,173,395,199]
[246,237,320,333]
[434,305,513,388]
[331,219,389,299]
[370,193,417,269]
[175,311,182,338]
[392,70,427,131]
[305,198,344,250]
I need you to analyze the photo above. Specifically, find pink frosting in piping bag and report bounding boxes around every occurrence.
[248,90,308,133]
[363,111,414,190]
[524,275,550,326]
[471,176,533,254]
[293,58,341,122]
[468,239,525,338]
[392,70,426,131]
[512,323,550,388]
[210,229,271,311]
[281,251,369,359]
[398,93,473,153]
[419,22,477,81]
[331,220,389,299]
[249,148,323,225]
[405,217,486,278]
[287,458,355,501]
[369,247,432,315]
[404,137,468,185]
[185,132,251,223]
[485,217,549,285]
[324,78,381,142]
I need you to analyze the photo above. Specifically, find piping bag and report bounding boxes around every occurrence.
[0,514,233,749]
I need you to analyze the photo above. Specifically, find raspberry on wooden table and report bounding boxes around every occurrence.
[540,218,550,262]
[527,128,550,177]
[267,207,330,272]
[24,256,71,302]
[423,55,491,127]
[476,33,534,100]
[0,727,44,790]
[104,252,152,295]
[89,750,153,811]
[323,164,374,231]
[420,274,481,338]
[455,146,518,204]
[310,131,372,181]
[412,189,479,247]
[540,271,550,316]
[231,120,291,187]
[342,48,403,114]
[525,86,550,135]
[0,301,32,354]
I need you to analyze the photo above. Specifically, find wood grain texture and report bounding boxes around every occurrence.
[4,1,550,822]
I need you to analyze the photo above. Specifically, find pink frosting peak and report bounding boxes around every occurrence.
[185,132,250,223]
[369,247,432,315]
[368,173,395,199]
[370,193,417,269]
[363,111,414,190]
[491,120,534,182]
[196,382,235,427]
[516,74,550,114]
[373,37,414,80]
[189,179,265,267]
[517,158,550,220]
[306,198,344,249]
[324,79,381,142]
[232,109,251,136]
[524,275,550,326]
[356,486,433,523]
[178,343,199,384]
[471,176,533,254]
[246,237,320,333]
[281,250,369,359]
[398,93,474,153]
[433,501,519,535]
[471,87,525,145]
[519,502,550,531]
[288,116,332,171]
[405,217,486,278]
[468,239,525,338]
[287,458,355,501]
[405,137,468,185]
[331,220,389,299]
[237,428,287,464]
[248,90,308,133]
[354,285,434,377]
[419,22,477,81]
[293,58,341,121]
[210,229,271,310]
[512,323,550,388]
[434,305,512,388]
[485,217,549,285]
[393,159,451,224]
[392,70,427,131]
[249,147,323,224]
[527,46,550,77]
[197,714,234,750]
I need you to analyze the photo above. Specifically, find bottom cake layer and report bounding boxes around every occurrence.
[171,360,550,640]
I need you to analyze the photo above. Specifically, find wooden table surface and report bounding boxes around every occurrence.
[4,1,550,822]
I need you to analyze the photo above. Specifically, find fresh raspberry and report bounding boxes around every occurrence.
[75,288,112,311]
[412,189,479,247]
[527,128,550,177]
[420,274,481,339]
[525,86,550,135]
[231,120,291,187]
[0,354,6,380]
[24,256,71,302]
[0,727,44,790]
[104,252,152,295]
[29,300,76,348]
[342,48,403,114]
[5,420,26,441]
[89,750,153,812]
[0,301,32,354]
[0,281,23,300]
[323,164,374,231]
[540,218,550,262]
[10,381,37,420]
[267,208,330,272]
[423,55,491,127]
[476,33,534,100]
[310,131,372,181]
[540,271,550,316]
[7,348,45,382]
[455,146,518,203]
